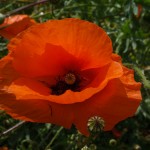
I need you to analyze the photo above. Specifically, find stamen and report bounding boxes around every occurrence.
[64,73,76,85]
[51,71,81,95]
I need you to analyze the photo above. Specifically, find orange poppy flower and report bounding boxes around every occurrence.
[0,18,142,136]
[0,14,36,40]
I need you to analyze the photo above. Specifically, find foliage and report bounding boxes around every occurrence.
[0,0,150,149]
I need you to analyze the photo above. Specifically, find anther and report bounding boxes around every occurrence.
[64,73,76,85]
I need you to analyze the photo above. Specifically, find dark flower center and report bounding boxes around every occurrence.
[51,72,81,95]
[64,73,76,85]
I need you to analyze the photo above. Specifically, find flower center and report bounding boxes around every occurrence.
[51,72,81,95]
[64,73,76,85]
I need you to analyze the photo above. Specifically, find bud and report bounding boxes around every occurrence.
[87,116,105,133]
[109,139,117,146]
[0,13,5,24]
[81,145,90,150]
[133,144,141,150]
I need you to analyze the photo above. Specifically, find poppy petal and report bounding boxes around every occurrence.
[10,43,81,77]
[0,91,74,128]
[8,18,112,71]
[111,53,122,63]
[0,55,19,89]
[111,53,142,100]
[0,93,52,123]
[120,66,142,100]
[0,15,36,39]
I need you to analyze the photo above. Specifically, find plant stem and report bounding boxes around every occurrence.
[0,1,16,12]
[5,0,49,17]
[45,127,63,150]
[0,121,25,137]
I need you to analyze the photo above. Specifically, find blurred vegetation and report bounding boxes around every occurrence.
[0,0,150,149]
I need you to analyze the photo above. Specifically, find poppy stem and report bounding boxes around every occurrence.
[45,126,63,150]
[5,0,49,17]
[0,121,25,137]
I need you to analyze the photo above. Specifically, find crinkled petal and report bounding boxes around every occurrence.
[111,53,122,63]
[10,43,82,77]
[8,18,112,73]
[120,66,142,100]
[111,53,142,100]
